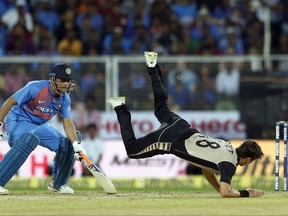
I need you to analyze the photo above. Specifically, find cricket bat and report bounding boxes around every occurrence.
[80,152,117,194]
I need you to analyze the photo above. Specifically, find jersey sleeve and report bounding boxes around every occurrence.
[218,161,237,184]
[12,81,40,104]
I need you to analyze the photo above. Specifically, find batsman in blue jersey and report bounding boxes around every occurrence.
[0,63,87,195]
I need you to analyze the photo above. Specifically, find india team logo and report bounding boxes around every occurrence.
[66,68,71,75]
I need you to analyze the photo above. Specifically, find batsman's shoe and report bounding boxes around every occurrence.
[106,97,125,109]
[144,51,157,68]
[0,186,9,195]
[48,182,74,194]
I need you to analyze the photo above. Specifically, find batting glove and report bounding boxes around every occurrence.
[72,141,87,161]
[0,122,3,140]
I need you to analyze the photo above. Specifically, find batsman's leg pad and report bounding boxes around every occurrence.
[52,132,82,189]
[0,133,39,186]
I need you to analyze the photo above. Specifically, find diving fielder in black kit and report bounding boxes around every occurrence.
[106,51,264,198]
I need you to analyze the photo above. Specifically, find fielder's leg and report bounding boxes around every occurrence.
[0,133,40,193]
[145,52,180,124]
[116,105,175,158]
[106,97,172,159]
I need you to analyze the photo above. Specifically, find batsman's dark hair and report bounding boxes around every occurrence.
[236,140,264,161]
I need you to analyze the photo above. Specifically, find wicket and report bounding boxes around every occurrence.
[275,121,288,191]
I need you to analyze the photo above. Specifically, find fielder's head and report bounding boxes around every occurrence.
[236,140,264,166]
[49,63,75,95]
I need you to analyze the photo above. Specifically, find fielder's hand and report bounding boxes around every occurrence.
[0,122,3,140]
[72,141,87,161]
[247,188,265,197]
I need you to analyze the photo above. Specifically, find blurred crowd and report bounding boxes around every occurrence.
[0,0,287,56]
[0,0,288,136]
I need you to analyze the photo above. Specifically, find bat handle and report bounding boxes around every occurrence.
[79,152,93,165]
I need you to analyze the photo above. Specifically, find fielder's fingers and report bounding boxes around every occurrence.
[249,189,264,197]
[256,189,264,196]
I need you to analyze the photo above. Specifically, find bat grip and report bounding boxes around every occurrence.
[79,152,93,165]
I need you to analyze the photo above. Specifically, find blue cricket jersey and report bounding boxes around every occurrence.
[10,80,71,125]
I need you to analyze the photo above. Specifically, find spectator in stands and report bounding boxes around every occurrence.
[54,9,79,43]
[125,1,150,37]
[1,0,33,33]
[35,0,60,34]
[33,23,55,55]
[5,23,35,55]
[148,38,169,55]
[81,29,102,56]
[168,61,197,93]
[167,72,190,110]
[80,63,98,96]
[36,35,56,56]
[129,64,150,110]
[82,123,103,175]
[215,62,240,110]
[108,1,128,29]
[197,24,220,55]
[3,65,30,95]
[189,65,216,110]
[76,2,103,36]
[0,1,13,17]
[32,62,50,80]
[102,26,129,54]
[190,5,221,42]
[155,22,179,54]
[242,18,263,54]
[171,0,198,27]
[218,27,244,55]
[127,25,151,55]
[57,28,82,56]
[75,95,100,133]
[212,0,233,20]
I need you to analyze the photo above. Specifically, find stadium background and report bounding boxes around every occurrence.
[0,0,288,190]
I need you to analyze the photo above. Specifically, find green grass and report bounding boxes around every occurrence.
[0,190,287,215]
[0,176,286,215]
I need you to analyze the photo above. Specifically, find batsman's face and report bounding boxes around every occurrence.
[56,79,71,93]
[55,78,73,94]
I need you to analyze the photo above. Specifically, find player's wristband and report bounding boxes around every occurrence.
[238,190,249,197]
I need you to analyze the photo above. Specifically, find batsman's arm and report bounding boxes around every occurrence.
[63,118,87,158]
[0,97,17,139]
[0,96,17,122]
[62,117,79,143]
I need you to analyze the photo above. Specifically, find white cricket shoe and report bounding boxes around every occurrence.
[48,182,74,194]
[106,97,126,109]
[0,186,9,195]
[144,51,157,68]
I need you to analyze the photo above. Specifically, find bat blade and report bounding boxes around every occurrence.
[80,152,117,194]
[86,163,117,194]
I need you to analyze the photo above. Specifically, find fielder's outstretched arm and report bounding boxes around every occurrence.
[202,169,264,198]
[202,169,220,193]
